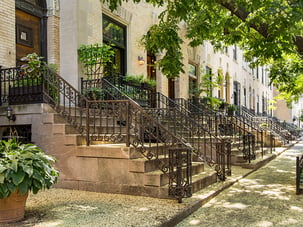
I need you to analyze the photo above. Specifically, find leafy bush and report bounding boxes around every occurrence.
[0,139,59,199]
[83,87,105,100]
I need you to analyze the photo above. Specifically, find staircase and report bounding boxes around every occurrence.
[240,106,295,145]
[175,98,265,166]
[101,77,232,179]
[0,67,230,202]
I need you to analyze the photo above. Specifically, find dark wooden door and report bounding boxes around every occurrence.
[147,53,156,80]
[168,78,175,100]
[16,9,40,65]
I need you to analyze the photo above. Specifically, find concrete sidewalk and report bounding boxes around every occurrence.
[175,140,303,226]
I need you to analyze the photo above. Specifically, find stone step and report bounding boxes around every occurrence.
[74,143,174,159]
[128,155,169,173]
[144,162,205,187]
[231,148,266,166]
[191,170,218,194]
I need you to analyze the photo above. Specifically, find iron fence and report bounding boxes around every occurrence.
[296,154,303,195]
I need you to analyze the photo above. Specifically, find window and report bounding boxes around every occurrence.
[189,63,198,98]
[224,46,228,55]
[232,45,237,60]
[204,66,213,96]
[103,15,126,75]
[147,53,156,80]
[206,66,212,76]
[189,63,197,79]
[243,87,247,106]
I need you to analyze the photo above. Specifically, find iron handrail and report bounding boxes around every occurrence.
[241,105,295,142]
[176,98,263,162]
[145,94,231,180]
[101,78,231,180]
[0,66,193,201]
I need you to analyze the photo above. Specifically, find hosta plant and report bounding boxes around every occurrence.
[0,139,59,199]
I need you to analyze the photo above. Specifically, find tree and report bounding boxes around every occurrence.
[102,0,303,102]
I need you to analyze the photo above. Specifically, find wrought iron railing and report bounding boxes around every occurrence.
[176,98,263,163]
[100,78,231,180]
[240,105,295,143]
[296,154,303,195]
[81,74,156,107]
[0,66,192,201]
[139,92,231,180]
[0,66,44,105]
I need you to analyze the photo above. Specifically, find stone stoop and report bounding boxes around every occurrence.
[40,109,219,200]
[229,137,264,167]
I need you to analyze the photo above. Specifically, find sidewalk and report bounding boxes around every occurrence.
[176,140,303,226]
[1,141,300,227]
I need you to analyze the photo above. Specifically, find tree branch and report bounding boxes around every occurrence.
[218,1,268,38]
[218,0,303,58]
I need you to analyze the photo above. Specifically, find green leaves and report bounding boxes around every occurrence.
[102,0,303,99]
[0,139,59,199]
[78,43,116,78]
[142,21,184,78]
[20,53,45,79]
[11,170,25,186]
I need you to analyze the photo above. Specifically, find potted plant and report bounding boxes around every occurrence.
[10,53,46,105]
[20,53,45,79]
[0,139,59,223]
[82,87,105,100]
[78,43,115,79]
[227,104,237,116]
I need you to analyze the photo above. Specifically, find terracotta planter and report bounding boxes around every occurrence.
[0,191,28,223]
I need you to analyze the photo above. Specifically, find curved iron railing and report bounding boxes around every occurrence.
[100,81,231,180]
[240,106,293,144]
[176,98,264,163]
[0,67,192,201]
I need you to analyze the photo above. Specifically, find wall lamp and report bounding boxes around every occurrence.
[7,106,16,121]
[138,56,145,65]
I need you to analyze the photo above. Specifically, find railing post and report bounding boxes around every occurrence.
[169,147,192,203]
[0,66,2,106]
[86,100,90,146]
[126,101,130,147]
[297,156,300,195]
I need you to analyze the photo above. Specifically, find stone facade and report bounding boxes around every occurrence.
[0,0,16,67]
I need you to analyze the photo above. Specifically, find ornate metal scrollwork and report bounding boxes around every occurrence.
[168,148,192,203]
[242,134,256,161]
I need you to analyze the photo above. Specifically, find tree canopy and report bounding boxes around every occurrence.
[102,0,303,103]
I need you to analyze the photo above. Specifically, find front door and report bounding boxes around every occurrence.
[168,78,175,100]
[16,9,41,65]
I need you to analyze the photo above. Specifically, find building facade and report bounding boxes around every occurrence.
[0,0,288,119]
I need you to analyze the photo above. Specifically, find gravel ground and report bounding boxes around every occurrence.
[1,189,190,227]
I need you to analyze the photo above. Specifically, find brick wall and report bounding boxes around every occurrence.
[0,0,16,67]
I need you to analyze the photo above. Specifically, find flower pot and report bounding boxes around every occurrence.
[0,191,28,223]
[9,85,43,105]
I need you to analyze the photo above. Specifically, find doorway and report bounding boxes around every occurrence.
[15,0,47,65]
[168,78,175,100]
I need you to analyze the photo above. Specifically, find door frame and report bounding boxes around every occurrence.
[15,0,47,62]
